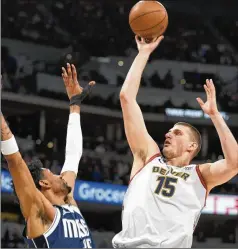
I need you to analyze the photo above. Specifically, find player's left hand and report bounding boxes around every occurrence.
[196,79,219,116]
[62,63,95,100]
[136,35,164,55]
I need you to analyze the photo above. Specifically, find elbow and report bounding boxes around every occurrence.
[120,90,132,104]
[119,90,127,100]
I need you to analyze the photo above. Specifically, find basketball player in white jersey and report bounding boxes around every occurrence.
[112,36,238,248]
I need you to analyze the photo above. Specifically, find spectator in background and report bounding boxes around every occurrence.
[16,53,36,94]
[103,167,112,184]
[1,46,17,91]
[92,165,103,182]
[149,71,162,88]
[117,161,129,179]
[163,69,174,89]
[112,167,123,185]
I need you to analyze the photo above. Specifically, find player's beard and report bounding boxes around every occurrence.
[64,182,72,195]
[62,183,72,203]
[61,179,72,195]
[162,146,176,159]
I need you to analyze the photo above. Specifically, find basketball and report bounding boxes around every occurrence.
[129,1,168,40]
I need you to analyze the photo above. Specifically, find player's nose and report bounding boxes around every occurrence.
[165,132,172,139]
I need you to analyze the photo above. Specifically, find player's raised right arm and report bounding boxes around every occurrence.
[120,36,164,176]
[1,114,53,220]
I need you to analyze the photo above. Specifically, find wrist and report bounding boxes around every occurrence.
[209,111,221,119]
[138,50,151,58]
[70,105,80,114]
[1,136,19,155]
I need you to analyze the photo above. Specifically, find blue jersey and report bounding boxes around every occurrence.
[23,204,95,248]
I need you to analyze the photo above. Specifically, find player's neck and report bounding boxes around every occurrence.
[42,190,67,206]
[165,155,190,167]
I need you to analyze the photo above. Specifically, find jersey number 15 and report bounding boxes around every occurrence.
[154,176,178,197]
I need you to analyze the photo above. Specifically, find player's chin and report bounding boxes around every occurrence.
[162,146,168,154]
[162,147,173,159]
[66,185,72,194]
[62,183,72,195]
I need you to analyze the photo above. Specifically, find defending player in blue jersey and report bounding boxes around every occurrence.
[1,64,96,248]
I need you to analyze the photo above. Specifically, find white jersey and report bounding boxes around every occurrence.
[112,154,206,248]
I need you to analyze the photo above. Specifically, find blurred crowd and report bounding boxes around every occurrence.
[2,0,238,65]
[2,0,238,114]
[2,42,238,114]
[215,17,238,51]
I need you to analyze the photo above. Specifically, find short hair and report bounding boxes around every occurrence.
[28,159,45,190]
[175,122,202,157]
[11,159,44,203]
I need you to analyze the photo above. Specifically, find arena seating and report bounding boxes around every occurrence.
[2,0,237,64]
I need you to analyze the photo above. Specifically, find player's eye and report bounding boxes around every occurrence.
[175,130,182,135]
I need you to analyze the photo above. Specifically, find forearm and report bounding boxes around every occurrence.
[1,115,13,141]
[121,51,150,99]
[61,105,82,174]
[211,112,238,166]
[1,114,19,161]
[1,114,37,198]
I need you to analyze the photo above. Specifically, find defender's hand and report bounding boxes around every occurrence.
[62,63,95,100]
[135,35,164,55]
[196,79,219,116]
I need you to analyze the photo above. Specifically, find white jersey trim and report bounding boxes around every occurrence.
[61,204,82,216]
[31,239,37,248]
[195,165,207,190]
[129,152,161,185]
[195,165,208,207]
[45,236,50,248]
[44,208,61,238]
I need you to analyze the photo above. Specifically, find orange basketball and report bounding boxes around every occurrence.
[129,1,168,40]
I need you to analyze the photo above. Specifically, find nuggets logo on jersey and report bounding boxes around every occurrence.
[23,205,95,248]
[152,166,190,180]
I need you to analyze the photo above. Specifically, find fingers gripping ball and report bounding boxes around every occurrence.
[129,1,168,40]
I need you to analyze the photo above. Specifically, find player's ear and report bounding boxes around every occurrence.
[187,142,198,153]
[39,179,51,190]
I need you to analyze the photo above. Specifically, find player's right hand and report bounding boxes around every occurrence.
[135,35,164,55]
[62,63,95,100]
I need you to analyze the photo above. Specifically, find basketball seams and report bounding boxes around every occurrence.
[132,12,167,32]
[129,1,168,37]
[129,9,165,25]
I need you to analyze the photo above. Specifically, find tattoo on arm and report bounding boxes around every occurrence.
[1,115,13,141]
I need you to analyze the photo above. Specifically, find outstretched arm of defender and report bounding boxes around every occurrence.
[1,115,52,219]
[197,80,238,191]
[60,64,95,203]
[120,36,163,177]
